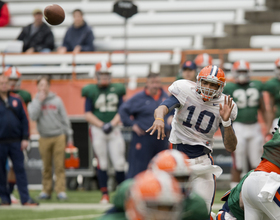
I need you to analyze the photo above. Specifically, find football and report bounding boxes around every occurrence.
[44,4,65,25]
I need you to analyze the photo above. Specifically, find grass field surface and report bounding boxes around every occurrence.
[0,190,227,220]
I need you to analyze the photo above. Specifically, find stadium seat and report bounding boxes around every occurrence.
[7,1,261,15]
[228,51,280,62]
[250,35,280,48]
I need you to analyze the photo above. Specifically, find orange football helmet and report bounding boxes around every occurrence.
[3,66,21,79]
[125,170,183,220]
[95,61,112,87]
[275,58,280,79]
[194,53,213,70]
[196,65,226,101]
[232,60,250,84]
[148,149,192,193]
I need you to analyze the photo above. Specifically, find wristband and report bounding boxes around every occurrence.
[222,118,231,127]
[155,118,164,122]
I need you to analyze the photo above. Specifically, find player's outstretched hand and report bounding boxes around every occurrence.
[146,119,166,140]
[102,122,113,134]
[219,95,234,122]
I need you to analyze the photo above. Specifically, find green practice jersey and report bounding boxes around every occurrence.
[223,81,263,124]
[99,180,208,220]
[262,117,280,168]
[225,170,253,220]
[82,83,126,123]
[13,89,32,106]
[181,192,209,220]
[263,78,280,118]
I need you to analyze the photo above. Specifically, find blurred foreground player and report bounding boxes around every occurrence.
[100,170,183,220]
[4,66,32,204]
[241,118,280,220]
[82,61,126,204]
[0,75,38,206]
[223,60,270,188]
[147,65,238,218]
[149,149,209,220]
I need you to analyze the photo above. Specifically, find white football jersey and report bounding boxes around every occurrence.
[168,80,238,151]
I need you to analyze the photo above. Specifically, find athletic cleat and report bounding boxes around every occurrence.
[23,198,39,206]
[10,194,19,204]
[57,192,68,201]
[100,194,109,204]
[0,201,11,206]
[37,192,51,200]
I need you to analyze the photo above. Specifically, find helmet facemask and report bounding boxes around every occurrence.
[196,77,224,101]
[96,71,111,88]
[275,66,280,80]
[234,70,250,84]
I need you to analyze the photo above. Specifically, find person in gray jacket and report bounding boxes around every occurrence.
[28,76,73,200]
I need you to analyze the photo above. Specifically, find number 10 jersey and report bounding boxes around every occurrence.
[168,80,238,151]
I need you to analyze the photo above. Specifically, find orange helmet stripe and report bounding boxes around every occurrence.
[3,67,21,79]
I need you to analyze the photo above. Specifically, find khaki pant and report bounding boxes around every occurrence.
[39,134,66,194]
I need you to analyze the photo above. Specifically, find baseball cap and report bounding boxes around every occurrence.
[182,60,197,70]
[32,8,42,15]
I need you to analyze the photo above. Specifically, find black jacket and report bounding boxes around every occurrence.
[0,93,29,143]
[17,22,55,52]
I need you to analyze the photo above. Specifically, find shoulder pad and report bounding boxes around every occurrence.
[82,84,96,97]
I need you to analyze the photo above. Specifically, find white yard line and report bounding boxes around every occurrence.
[0,203,113,211]
[34,214,102,220]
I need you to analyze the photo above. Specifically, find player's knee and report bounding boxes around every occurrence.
[113,160,126,172]
[98,161,108,170]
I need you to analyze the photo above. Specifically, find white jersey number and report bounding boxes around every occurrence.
[95,93,119,112]
[233,88,259,109]
[183,105,216,134]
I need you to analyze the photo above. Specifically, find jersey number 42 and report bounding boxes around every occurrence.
[95,93,119,112]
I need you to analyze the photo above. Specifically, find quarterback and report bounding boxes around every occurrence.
[82,61,126,204]
[147,65,238,217]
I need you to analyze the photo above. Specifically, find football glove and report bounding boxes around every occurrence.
[102,122,113,134]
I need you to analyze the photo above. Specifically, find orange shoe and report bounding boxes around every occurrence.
[10,194,19,204]
[23,198,39,206]
[100,194,109,204]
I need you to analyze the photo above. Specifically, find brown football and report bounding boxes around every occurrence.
[44,4,65,25]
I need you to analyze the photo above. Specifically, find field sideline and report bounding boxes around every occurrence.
[0,190,227,220]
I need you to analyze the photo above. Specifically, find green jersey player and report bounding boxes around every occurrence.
[263,58,280,133]
[82,61,126,204]
[216,170,253,220]
[223,60,269,189]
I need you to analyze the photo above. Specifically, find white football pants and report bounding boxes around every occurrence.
[90,125,126,171]
[188,154,216,213]
[232,122,263,170]
[242,171,280,220]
